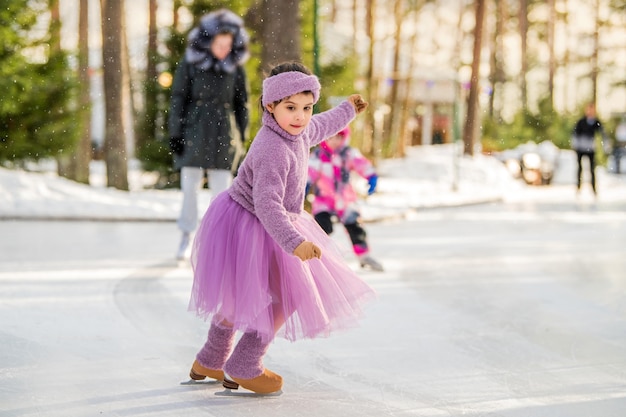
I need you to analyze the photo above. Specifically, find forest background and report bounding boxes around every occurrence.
[1,0,625,190]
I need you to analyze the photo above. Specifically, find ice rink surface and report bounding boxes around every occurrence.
[1,192,626,416]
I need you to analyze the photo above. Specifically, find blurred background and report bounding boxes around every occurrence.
[1,0,625,190]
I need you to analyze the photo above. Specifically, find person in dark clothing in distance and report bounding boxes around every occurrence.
[571,102,608,196]
[168,9,249,260]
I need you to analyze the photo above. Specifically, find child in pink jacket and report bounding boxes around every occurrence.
[308,127,383,271]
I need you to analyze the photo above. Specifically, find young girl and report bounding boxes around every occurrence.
[187,62,375,394]
[308,126,383,271]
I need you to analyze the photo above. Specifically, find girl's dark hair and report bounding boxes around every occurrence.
[259,62,313,111]
[268,61,312,77]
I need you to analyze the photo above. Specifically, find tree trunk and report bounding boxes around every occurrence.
[50,0,70,178]
[452,1,469,147]
[562,0,573,112]
[362,0,376,158]
[69,0,92,184]
[173,0,181,30]
[397,8,421,158]
[101,0,129,190]
[121,2,135,159]
[462,0,485,156]
[49,1,60,50]
[518,0,528,111]
[146,0,158,144]
[488,0,506,119]
[591,0,600,107]
[547,0,556,109]
[260,0,301,70]
[488,0,496,118]
[352,0,358,56]
[135,0,158,155]
[383,0,403,157]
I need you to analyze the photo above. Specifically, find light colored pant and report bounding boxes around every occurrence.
[178,167,232,233]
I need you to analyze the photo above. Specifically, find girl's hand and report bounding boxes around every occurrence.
[293,241,322,261]
[348,94,368,114]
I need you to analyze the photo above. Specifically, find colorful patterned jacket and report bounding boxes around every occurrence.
[308,135,376,220]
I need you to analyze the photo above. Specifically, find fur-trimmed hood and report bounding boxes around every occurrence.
[185,9,249,73]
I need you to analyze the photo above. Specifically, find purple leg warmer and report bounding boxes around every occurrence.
[196,323,235,370]
[224,331,270,379]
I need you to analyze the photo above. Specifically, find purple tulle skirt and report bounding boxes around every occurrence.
[189,192,376,343]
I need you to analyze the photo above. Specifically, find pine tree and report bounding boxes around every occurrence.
[0,0,81,164]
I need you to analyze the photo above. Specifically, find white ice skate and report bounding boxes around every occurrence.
[359,255,384,272]
[176,232,191,260]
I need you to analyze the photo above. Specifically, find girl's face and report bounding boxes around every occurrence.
[266,92,315,136]
[211,33,234,60]
[325,134,344,150]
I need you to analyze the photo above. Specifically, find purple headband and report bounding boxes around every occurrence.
[262,72,321,106]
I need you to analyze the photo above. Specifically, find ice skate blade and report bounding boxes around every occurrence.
[215,388,283,397]
[180,379,222,386]
[360,263,384,272]
[222,379,239,390]
[359,256,384,272]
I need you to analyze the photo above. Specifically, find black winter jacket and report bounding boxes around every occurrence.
[168,58,248,171]
[572,116,604,153]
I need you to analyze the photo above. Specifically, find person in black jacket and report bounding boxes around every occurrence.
[168,9,249,259]
[571,103,607,196]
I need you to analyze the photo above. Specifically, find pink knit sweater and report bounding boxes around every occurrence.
[229,100,356,254]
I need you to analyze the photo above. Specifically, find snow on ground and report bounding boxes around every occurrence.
[1,144,625,222]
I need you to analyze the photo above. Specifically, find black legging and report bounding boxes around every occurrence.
[314,212,367,247]
[576,150,596,192]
